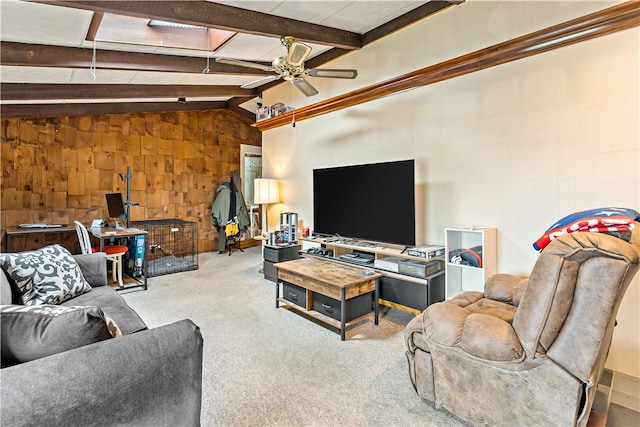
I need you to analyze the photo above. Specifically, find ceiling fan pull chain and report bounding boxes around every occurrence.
[291,81,296,128]
[291,82,297,152]
[90,39,97,81]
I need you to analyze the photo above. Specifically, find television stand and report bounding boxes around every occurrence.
[301,237,445,315]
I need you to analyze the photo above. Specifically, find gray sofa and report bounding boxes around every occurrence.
[1,251,203,427]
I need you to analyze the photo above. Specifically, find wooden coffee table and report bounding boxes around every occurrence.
[275,256,382,340]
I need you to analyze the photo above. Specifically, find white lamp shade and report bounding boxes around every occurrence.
[254,178,279,204]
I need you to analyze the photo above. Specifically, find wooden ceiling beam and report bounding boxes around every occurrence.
[363,1,456,45]
[256,1,640,131]
[29,0,363,50]
[0,42,272,75]
[86,12,104,41]
[226,97,256,122]
[0,84,256,100]
[0,101,228,118]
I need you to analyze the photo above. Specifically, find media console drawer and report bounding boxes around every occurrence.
[281,281,373,321]
[263,262,278,282]
[264,245,300,262]
[312,292,372,322]
[378,272,445,312]
[264,244,300,282]
[282,282,306,307]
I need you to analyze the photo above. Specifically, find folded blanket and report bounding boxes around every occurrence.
[533,207,639,252]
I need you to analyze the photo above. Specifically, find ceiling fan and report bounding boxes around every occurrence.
[215,36,358,97]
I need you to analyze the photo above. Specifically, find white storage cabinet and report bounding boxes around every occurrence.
[445,227,496,298]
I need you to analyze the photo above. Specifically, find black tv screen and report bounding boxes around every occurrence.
[313,159,415,246]
[105,193,126,219]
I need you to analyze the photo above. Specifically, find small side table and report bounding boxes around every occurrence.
[263,244,300,282]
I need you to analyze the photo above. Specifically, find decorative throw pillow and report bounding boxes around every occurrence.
[0,244,92,305]
[0,304,121,367]
[533,207,640,252]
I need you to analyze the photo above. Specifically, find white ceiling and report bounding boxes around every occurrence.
[0,0,433,111]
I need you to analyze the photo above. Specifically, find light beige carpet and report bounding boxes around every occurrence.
[121,246,465,427]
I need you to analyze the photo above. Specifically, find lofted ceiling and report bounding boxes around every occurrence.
[0,0,458,120]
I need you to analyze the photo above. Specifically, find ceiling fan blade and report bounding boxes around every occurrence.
[241,75,281,89]
[306,68,358,79]
[215,57,273,72]
[287,41,312,67]
[293,77,319,97]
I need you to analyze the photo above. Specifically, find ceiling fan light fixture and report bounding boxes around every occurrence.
[287,41,312,66]
[215,36,358,97]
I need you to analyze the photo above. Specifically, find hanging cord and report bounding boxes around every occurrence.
[291,82,297,151]
[90,39,97,81]
[291,81,296,128]
[203,29,211,73]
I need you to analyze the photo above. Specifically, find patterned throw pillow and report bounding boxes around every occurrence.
[0,304,121,367]
[0,244,92,305]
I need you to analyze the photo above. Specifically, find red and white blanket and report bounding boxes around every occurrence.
[533,207,639,252]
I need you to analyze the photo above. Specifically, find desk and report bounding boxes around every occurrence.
[275,257,382,341]
[5,226,76,252]
[89,227,149,290]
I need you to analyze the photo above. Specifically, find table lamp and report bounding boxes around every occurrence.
[254,178,280,235]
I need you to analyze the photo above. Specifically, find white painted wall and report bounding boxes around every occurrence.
[261,1,639,376]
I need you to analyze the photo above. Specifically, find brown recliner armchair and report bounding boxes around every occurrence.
[405,225,640,427]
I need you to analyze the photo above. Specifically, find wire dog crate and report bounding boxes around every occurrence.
[131,219,198,277]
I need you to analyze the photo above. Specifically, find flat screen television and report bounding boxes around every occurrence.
[313,159,416,246]
[105,193,127,219]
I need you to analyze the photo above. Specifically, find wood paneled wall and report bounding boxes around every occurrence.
[1,109,261,253]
